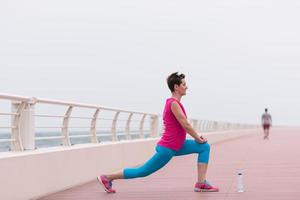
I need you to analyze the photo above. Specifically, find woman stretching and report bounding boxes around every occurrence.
[97,72,219,193]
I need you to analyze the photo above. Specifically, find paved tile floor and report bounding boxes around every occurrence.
[39,128,300,200]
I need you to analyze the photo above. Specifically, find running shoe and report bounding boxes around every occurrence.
[97,175,116,193]
[194,180,219,192]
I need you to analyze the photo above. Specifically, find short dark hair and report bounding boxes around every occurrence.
[265,108,268,112]
[167,72,185,92]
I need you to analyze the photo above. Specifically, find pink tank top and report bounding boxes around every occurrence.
[157,98,187,150]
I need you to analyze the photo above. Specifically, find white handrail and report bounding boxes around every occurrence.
[0,126,17,129]
[0,93,259,152]
[0,112,19,116]
[0,139,16,143]
[34,114,66,118]
[35,98,157,115]
[69,135,92,138]
[35,136,64,141]
[0,93,31,102]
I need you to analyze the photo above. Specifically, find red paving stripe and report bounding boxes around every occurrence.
[39,128,300,200]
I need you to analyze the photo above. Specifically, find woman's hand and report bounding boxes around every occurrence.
[196,136,207,144]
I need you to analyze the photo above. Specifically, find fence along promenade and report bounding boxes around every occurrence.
[0,93,257,152]
[0,93,261,200]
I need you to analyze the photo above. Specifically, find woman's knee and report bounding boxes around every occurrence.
[197,142,210,153]
[204,142,210,152]
[197,143,210,163]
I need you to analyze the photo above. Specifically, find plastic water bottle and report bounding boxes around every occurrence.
[237,172,244,192]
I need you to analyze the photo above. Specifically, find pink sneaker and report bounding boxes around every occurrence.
[97,175,116,193]
[194,180,219,192]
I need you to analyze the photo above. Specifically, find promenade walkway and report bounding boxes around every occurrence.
[39,128,300,200]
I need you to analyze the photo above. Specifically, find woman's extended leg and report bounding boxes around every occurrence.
[105,146,175,181]
[98,145,175,192]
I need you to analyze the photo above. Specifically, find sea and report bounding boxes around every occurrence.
[0,131,152,152]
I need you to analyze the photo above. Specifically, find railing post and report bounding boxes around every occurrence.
[90,108,100,143]
[205,120,210,131]
[213,121,218,131]
[226,123,229,130]
[202,120,207,132]
[218,122,223,131]
[198,120,203,132]
[199,120,204,132]
[192,120,198,131]
[62,106,72,146]
[125,113,133,140]
[11,102,24,151]
[111,111,120,141]
[216,122,221,131]
[206,121,211,131]
[150,115,159,137]
[212,121,216,131]
[11,101,35,151]
[139,114,147,138]
[210,121,215,131]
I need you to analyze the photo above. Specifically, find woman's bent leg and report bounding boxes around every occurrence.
[175,139,211,182]
[175,139,210,163]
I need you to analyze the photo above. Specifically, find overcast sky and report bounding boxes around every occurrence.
[1,0,300,126]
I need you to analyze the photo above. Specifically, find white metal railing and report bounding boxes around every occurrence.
[0,93,259,152]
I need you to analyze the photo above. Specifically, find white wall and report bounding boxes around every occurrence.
[0,129,258,200]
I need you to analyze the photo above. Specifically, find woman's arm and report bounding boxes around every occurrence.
[171,101,207,143]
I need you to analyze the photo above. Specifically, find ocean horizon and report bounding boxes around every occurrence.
[0,130,152,152]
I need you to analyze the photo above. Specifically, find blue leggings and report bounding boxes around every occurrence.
[123,139,210,179]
